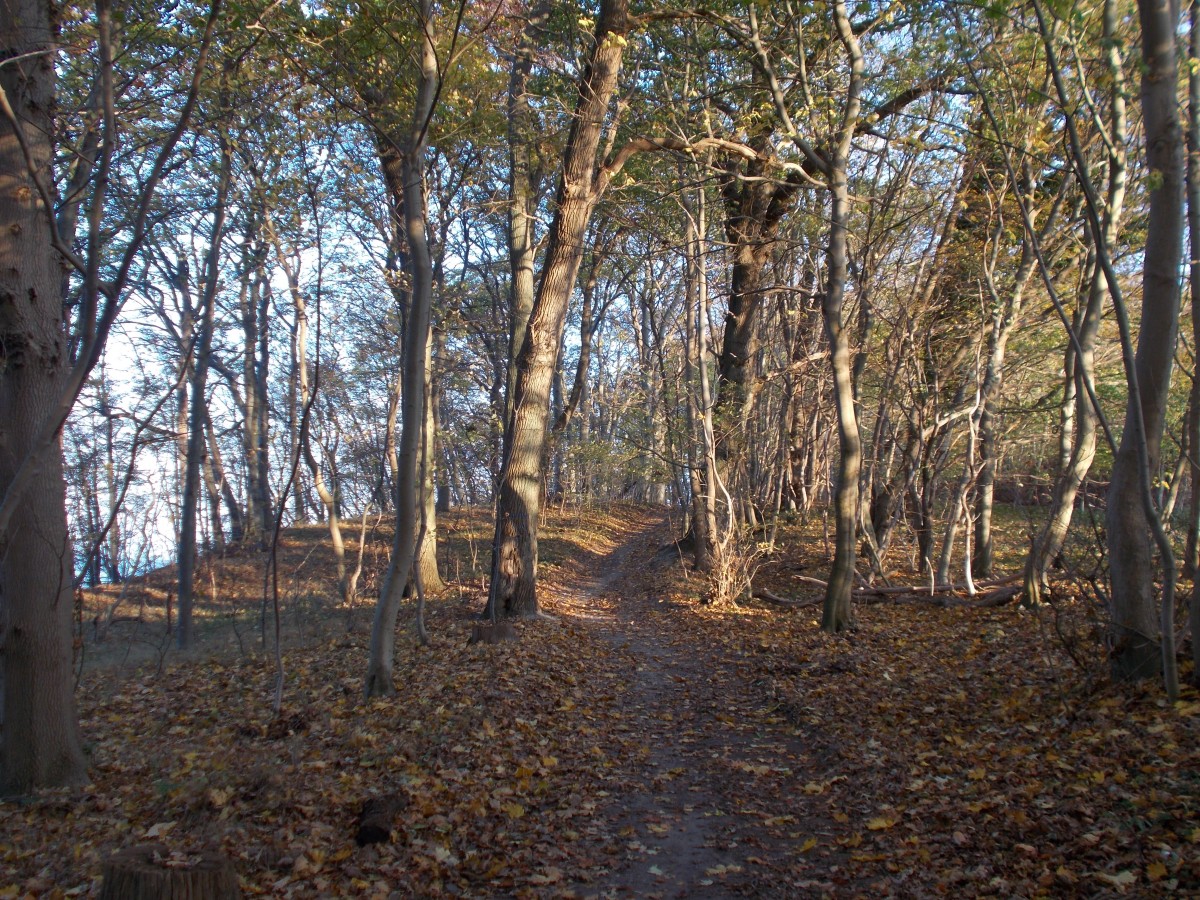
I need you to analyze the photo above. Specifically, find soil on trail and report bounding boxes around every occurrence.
[551,512,845,897]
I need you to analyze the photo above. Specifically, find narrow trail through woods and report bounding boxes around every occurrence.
[550,512,843,897]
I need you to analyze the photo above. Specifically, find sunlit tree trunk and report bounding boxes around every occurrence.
[1106,0,1184,680]
[486,0,630,618]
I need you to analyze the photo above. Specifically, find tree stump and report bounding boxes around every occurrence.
[355,793,405,846]
[100,844,240,899]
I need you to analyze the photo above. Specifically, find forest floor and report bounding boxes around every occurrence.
[3,503,1200,897]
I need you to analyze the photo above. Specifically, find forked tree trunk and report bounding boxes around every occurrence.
[0,0,88,792]
[486,0,630,619]
[239,249,273,546]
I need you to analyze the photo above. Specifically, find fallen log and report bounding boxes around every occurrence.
[750,589,820,608]
[791,573,1021,597]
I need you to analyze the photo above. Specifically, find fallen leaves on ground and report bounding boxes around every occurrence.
[1,504,1197,897]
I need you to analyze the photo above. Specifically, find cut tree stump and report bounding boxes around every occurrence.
[468,622,517,645]
[100,844,240,899]
[356,794,405,846]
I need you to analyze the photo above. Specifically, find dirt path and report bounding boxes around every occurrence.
[552,513,842,898]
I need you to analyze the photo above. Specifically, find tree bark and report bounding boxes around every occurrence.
[0,0,88,792]
[486,0,630,619]
[364,0,438,696]
[504,1,549,433]
[1025,0,1126,602]
[1188,0,1200,683]
[176,112,232,650]
[1106,0,1184,680]
[820,0,864,633]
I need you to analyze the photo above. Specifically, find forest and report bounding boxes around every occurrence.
[1,0,1200,894]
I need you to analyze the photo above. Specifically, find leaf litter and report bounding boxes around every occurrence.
[1,503,1197,897]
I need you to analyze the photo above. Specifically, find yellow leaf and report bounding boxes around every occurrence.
[800,836,818,853]
[803,781,826,794]
[967,768,986,781]
[502,802,525,819]
[1146,861,1168,882]
[207,787,231,808]
[867,817,897,831]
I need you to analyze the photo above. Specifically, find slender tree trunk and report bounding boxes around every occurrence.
[820,0,864,633]
[1106,0,1184,680]
[486,0,630,618]
[504,1,549,432]
[416,338,444,593]
[177,124,232,650]
[1025,0,1125,601]
[365,0,438,696]
[205,414,243,544]
[683,181,718,572]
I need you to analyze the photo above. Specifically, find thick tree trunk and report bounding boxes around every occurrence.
[0,0,88,792]
[487,0,630,618]
[1106,0,1184,680]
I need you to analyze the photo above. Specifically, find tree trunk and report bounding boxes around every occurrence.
[503,1,549,433]
[177,122,232,650]
[206,413,243,544]
[1106,0,1184,680]
[820,0,864,633]
[1188,0,1200,683]
[415,338,444,593]
[0,0,88,792]
[240,254,273,546]
[364,0,438,696]
[1025,0,1126,602]
[486,0,630,619]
